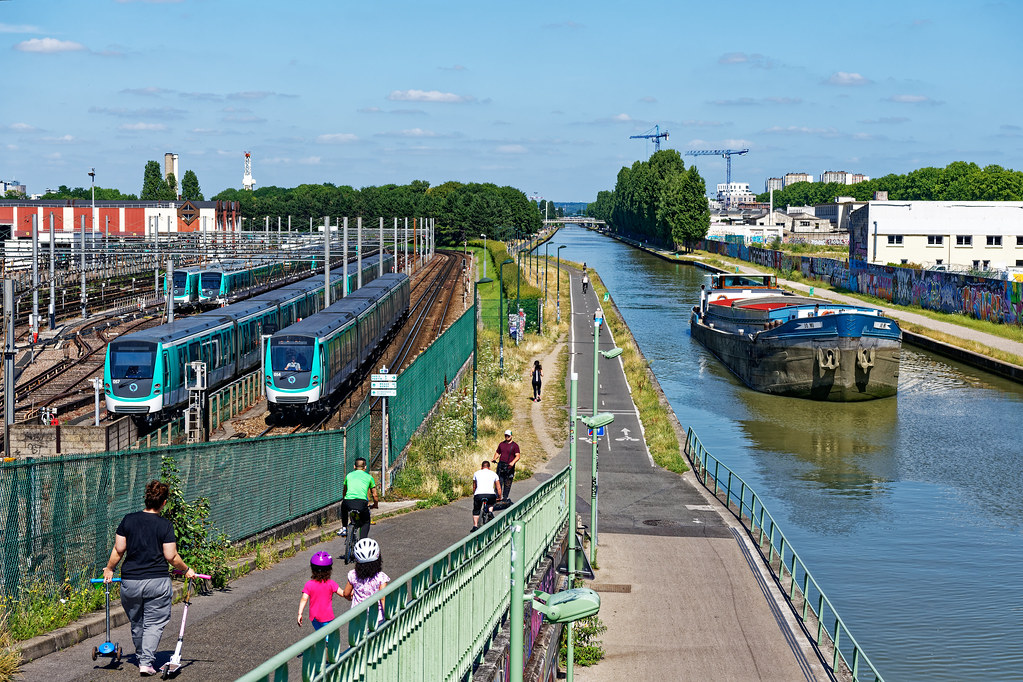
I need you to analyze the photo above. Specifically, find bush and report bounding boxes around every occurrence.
[160,456,231,588]
[559,614,607,667]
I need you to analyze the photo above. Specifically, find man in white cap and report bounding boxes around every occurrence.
[493,429,521,503]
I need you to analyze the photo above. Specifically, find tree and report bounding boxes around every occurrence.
[181,170,204,201]
[140,160,166,200]
[657,166,709,252]
[165,173,178,200]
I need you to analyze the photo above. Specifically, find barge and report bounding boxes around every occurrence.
[690,273,902,401]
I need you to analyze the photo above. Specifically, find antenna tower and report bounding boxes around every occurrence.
[242,151,255,190]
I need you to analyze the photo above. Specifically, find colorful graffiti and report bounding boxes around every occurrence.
[697,239,1023,327]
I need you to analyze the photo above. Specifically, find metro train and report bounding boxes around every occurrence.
[171,266,203,309]
[265,273,410,418]
[197,258,284,307]
[105,253,394,421]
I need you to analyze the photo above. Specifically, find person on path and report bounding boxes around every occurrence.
[471,461,502,532]
[102,480,196,676]
[493,429,520,503]
[593,308,604,337]
[531,360,543,402]
[297,551,344,632]
[582,273,589,294]
[343,538,389,625]
[338,458,378,540]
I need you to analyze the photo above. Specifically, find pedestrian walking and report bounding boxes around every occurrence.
[493,429,521,503]
[102,480,196,676]
[343,538,389,625]
[297,552,344,631]
[531,361,543,402]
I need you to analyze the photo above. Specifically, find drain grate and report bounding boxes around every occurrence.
[642,519,661,526]
[590,583,632,593]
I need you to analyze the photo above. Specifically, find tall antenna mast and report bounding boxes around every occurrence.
[242,151,255,190]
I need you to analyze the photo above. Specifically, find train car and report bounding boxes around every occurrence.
[105,271,346,421]
[171,266,202,309]
[197,258,283,307]
[265,273,410,417]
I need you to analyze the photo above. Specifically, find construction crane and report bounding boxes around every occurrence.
[684,148,750,206]
[629,125,669,153]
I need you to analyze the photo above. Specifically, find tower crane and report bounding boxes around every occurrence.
[684,148,749,206]
[629,125,669,153]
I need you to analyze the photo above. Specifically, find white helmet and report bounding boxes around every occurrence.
[353,538,380,563]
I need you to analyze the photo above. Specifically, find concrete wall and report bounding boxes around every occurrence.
[7,417,136,458]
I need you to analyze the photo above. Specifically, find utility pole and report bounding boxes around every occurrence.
[31,214,38,345]
[80,214,87,319]
[48,213,56,329]
[357,217,363,290]
[3,280,15,458]
[379,217,384,277]
[342,217,349,296]
[324,216,331,307]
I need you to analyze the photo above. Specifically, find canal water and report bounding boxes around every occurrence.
[547,226,1023,681]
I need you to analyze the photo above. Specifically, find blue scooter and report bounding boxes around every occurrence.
[89,578,123,666]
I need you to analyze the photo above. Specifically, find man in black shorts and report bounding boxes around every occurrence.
[493,429,520,503]
[471,461,502,532]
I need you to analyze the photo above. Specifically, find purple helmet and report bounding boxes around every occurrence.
[310,551,333,567]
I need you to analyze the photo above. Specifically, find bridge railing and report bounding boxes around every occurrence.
[237,466,570,682]
[684,428,884,682]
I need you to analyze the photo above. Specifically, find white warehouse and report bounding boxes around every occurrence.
[848,201,1023,270]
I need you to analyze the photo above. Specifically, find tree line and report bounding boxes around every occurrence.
[586,150,710,251]
[211,180,542,246]
[758,161,1023,206]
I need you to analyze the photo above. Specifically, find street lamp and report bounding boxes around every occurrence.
[590,336,622,565]
[498,258,514,373]
[543,241,550,329]
[556,245,566,323]
[480,233,487,279]
[516,249,523,317]
[472,276,493,441]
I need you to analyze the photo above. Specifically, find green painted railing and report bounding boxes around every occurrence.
[236,466,571,682]
[684,429,884,682]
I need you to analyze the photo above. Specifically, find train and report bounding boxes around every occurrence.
[105,253,394,422]
[265,273,410,418]
[197,258,285,307]
[171,266,203,309]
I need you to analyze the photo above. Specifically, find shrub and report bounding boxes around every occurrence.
[160,456,231,588]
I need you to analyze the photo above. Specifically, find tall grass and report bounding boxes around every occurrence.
[0,609,20,681]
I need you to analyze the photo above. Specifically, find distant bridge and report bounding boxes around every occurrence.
[544,216,606,229]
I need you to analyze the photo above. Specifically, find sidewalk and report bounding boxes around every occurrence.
[561,270,829,681]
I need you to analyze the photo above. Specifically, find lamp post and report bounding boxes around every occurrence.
[498,258,514,373]
[472,276,493,441]
[480,233,487,279]
[543,241,550,310]
[556,245,566,323]
[516,249,523,316]
[590,342,622,565]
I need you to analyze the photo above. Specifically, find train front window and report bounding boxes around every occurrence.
[271,337,313,372]
[110,342,156,379]
[173,272,188,289]
[201,272,222,291]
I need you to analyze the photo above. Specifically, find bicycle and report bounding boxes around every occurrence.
[342,508,366,564]
[478,496,495,527]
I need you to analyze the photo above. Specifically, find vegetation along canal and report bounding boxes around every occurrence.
[550,225,1023,681]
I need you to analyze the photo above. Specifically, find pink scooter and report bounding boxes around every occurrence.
[160,573,211,679]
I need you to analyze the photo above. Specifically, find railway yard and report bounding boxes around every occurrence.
[1,233,458,456]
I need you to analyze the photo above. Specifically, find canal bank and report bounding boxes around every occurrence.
[600,229,1023,384]
[545,225,1023,681]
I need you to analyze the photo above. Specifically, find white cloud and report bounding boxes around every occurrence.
[10,122,37,132]
[387,89,473,103]
[828,72,871,86]
[120,122,167,131]
[42,134,75,143]
[682,120,726,127]
[15,38,86,53]
[298,156,321,165]
[227,91,276,100]
[763,125,841,137]
[122,87,172,96]
[396,128,436,137]
[612,113,632,121]
[0,23,41,33]
[888,94,939,104]
[718,52,776,68]
[639,96,657,104]
[316,133,358,144]
[496,144,527,154]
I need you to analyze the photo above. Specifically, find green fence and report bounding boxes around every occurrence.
[388,307,474,462]
[0,430,352,598]
[683,429,884,682]
[479,297,542,334]
[237,465,570,682]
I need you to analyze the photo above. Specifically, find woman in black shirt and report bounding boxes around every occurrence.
[103,480,195,676]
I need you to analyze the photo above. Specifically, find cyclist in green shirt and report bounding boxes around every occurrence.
[338,458,378,541]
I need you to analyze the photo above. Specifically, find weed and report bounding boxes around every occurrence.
[0,610,21,681]
[559,613,608,667]
[161,456,231,588]
[0,577,108,643]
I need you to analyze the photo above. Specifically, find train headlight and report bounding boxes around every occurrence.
[312,375,320,386]
[265,377,272,385]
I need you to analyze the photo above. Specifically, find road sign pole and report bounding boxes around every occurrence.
[382,395,388,495]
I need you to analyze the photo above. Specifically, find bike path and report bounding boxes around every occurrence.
[564,270,828,681]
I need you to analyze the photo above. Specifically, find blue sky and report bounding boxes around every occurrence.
[2,0,1021,202]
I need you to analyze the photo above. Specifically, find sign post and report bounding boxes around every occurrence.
[371,366,397,494]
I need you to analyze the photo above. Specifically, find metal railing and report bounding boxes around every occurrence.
[684,428,884,682]
[237,466,571,682]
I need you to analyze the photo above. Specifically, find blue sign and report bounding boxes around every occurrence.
[587,426,606,437]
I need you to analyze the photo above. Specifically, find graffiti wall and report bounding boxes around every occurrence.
[697,239,1023,327]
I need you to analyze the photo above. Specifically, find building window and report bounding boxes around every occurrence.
[900,259,908,264]
[983,260,990,269]
[956,235,972,246]
[1017,236,1023,246]
[927,235,943,245]
[886,235,904,245]
[935,259,943,265]
[972,260,980,269]
[986,235,1002,246]
[1017,260,1023,267]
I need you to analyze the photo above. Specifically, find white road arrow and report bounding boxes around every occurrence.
[615,427,640,442]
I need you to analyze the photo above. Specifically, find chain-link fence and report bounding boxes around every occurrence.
[479,297,542,334]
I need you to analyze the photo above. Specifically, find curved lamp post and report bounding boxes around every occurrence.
[543,241,550,329]
[472,276,493,441]
[498,258,514,373]
[590,344,622,565]
[556,245,566,323]
[480,233,487,279]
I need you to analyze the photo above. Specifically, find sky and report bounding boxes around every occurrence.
[2,1,1021,203]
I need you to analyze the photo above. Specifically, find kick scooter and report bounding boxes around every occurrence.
[160,572,211,679]
[88,578,122,666]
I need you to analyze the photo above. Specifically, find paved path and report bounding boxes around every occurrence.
[564,271,828,681]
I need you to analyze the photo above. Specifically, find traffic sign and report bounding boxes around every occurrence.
[371,380,397,389]
[371,388,397,397]
[603,292,609,302]
[371,373,392,381]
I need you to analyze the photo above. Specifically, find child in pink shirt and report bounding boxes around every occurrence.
[297,551,343,630]
[343,538,390,624]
